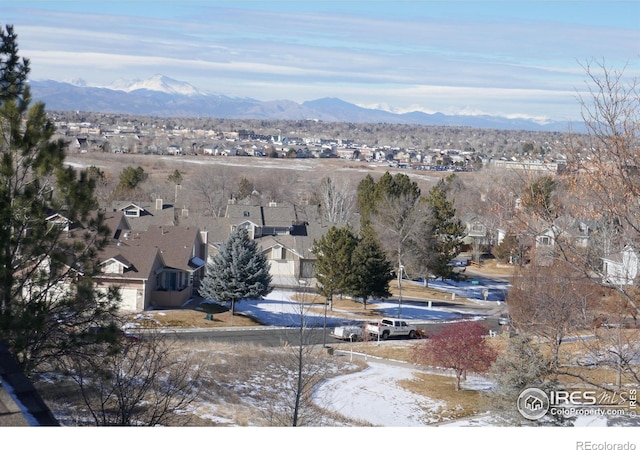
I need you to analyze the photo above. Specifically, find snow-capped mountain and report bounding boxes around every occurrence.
[105,74,202,96]
[28,75,578,132]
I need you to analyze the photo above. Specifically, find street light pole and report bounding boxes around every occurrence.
[322,295,330,348]
[398,264,404,319]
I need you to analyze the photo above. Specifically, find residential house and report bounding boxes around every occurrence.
[461,213,489,245]
[553,215,593,249]
[45,212,73,233]
[68,137,89,153]
[602,245,639,286]
[460,213,490,262]
[95,218,208,311]
[210,201,345,289]
[535,225,559,248]
[534,217,595,256]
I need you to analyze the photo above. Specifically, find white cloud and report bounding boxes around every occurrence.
[9,2,640,121]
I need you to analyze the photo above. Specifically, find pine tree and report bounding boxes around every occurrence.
[488,334,556,425]
[312,226,358,301]
[348,230,393,309]
[421,178,466,281]
[356,171,421,227]
[356,174,377,225]
[199,227,272,316]
[0,25,120,373]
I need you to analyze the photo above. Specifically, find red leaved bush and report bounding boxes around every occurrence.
[412,321,497,390]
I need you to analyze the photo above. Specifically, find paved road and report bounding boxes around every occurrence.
[143,270,511,346]
[147,314,507,347]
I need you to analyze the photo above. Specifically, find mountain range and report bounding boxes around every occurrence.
[28,74,577,132]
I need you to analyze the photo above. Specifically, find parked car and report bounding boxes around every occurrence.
[366,318,419,340]
[448,258,470,267]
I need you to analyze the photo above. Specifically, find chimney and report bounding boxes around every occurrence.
[156,198,163,210]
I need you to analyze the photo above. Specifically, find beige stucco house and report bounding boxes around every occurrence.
[94,211,207,311]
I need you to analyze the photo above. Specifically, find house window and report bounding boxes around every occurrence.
[124,209,139,217]
[272,246,285,260]
[540,236,552,246]
[301,261,314,278]
[243,211,250,217]
[471,224,484,233]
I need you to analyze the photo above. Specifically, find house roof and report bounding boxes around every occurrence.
[98,225,204,281]
[257,235,307,259]
[225,203,307,228]
[145,225,203,272]
[602,246,636,265]
[110,200,177,231]
[226,204,264,224]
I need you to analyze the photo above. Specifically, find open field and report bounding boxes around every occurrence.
[65,151,462,201]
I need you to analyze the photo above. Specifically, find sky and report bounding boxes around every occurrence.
[4,2,639,122]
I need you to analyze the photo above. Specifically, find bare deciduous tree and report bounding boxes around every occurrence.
[371,193,425,310]
[316,176,355,225]
[262,293,333,426]
[562,60,640,314]
[188,165,236,217]
[508,261,594,370]
[63,331,202,426]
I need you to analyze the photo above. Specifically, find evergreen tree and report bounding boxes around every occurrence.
[312,226,358,301]
[492,231,523,264]
[375,171,420,201]
[118,166,147,190]
[237,176,254,200]
[199,227,272,316]
[488,334,558,425]
[348,230,393,309]
[0,25,120,373]
[356,172,420,227]
[111,165,147,200]
[420,178,466,281]
[356,174,377,225]
[167,169,183,185]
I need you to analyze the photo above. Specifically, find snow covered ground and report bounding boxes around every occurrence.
[25,277,638,450]
[233,288,474,328]
[229,286,639,432]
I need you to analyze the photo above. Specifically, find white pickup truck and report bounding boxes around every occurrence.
[366,318,419,340]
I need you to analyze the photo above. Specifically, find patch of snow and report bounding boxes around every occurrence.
[313,360,445,426]
[106,75,203,96]
[234,290,465,328]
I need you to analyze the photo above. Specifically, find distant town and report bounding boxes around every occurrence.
[50,109,575,175]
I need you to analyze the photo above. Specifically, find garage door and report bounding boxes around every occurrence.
[119,288,138,311]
